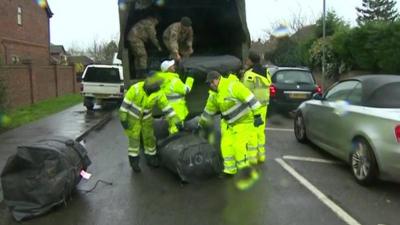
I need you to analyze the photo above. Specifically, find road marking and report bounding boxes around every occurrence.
[275,158,361,225]
[266,127,293,132]
[283,155,342,164]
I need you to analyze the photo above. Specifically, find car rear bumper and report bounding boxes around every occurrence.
[269,99,304,112]
[375,142,400,183]
[81,93,123,99]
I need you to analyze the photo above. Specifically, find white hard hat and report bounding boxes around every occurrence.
[160,60,175,72]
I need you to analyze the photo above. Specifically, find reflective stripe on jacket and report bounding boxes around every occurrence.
[242,68,272,106]
[157,72,193,101]
[119,82,175,120]
[200,76,261,126]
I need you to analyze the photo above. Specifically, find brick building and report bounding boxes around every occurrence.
[0,1,79,109]
[0,0,53,65]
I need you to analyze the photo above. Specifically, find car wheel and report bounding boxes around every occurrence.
[294,111,307,143]
[351,138,378,185]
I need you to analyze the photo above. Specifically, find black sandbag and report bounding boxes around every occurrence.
[0,137,91,221]
[153,118,170,140]
[154,116,221,151]
[158,132,222,183]
[180,55,242,79]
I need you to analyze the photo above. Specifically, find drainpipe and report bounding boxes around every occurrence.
[1,40,8,64]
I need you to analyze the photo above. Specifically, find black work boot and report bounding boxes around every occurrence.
[129,156,141,172]
[146,155,160,168]
[218,173,234,179]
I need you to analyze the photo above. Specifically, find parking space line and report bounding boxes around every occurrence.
[283,155,342,164]
[266,127,293,132]
[275,158,361,225]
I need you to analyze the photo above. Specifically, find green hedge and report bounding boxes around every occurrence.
[265,13,400,79]
[348,21,400,73]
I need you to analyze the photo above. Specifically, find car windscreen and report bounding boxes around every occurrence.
[367,82,400,108]
[83,67,121,83]
[273,70,314,85]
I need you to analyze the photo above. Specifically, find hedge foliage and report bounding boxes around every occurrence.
[264,10,400,80]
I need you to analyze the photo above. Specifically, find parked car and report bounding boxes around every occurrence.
[269,67,322,113]
[294,75,400,185]
[80,64,124,110]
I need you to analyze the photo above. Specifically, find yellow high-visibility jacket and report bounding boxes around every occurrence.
[156,71,194,101]
[242,68,272,106]
[119,81,177,121]
[199,76,261,126]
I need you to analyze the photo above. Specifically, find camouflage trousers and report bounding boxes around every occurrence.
[129,39,147,70]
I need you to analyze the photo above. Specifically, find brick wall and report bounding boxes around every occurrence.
[57,66,76,96]
[0,65,31,108]
[0,64,78,109]
[34,66,56,102]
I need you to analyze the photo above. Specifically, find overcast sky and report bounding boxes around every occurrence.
[47,0,400,49]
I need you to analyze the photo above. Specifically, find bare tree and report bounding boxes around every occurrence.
[85,39,119,63]
[263,4,317,39]
[67,43,85,56]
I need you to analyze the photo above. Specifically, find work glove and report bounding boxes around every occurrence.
[253,114,264,127]
[121,120,129,130]
[175,122,184,132]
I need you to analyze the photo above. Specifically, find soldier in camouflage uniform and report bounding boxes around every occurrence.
[128,16,162,78]
[163,17,193,62]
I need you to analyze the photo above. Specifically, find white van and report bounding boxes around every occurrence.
[80,64,124,110]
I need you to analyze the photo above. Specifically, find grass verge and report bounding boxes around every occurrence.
[0,94,82,132]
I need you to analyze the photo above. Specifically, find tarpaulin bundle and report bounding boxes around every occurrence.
[179,55,242,79]
[154,116,221,151]
[1,137,91,221]
[158,132,222,183]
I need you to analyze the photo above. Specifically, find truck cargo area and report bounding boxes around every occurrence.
[121,0,249,77]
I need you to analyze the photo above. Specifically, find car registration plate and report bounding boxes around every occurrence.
[289,93,308,99]
[95,94,111,98]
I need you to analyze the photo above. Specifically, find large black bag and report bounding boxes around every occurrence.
[1,137,91,221]
[180,55,242,78]
[158,132,222,183]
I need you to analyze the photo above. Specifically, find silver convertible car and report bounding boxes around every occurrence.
[294,75,400,185]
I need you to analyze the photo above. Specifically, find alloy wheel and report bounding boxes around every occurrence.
[294,113,306,142]
[352,141,371,180]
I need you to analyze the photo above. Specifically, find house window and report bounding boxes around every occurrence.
[17,6,22,26]
[11,55,20,64]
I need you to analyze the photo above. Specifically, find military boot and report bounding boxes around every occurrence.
[129,156,141,172]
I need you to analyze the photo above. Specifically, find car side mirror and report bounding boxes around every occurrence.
[312,92,324,100]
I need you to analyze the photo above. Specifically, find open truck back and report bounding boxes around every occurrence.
[118,0,250,116]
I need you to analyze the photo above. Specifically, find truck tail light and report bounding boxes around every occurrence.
[395,125,400,143]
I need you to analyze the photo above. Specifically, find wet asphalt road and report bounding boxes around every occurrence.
[1,112,400,225]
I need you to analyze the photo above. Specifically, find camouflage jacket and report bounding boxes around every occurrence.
[127,18,161,49]
[163,22,193,53]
